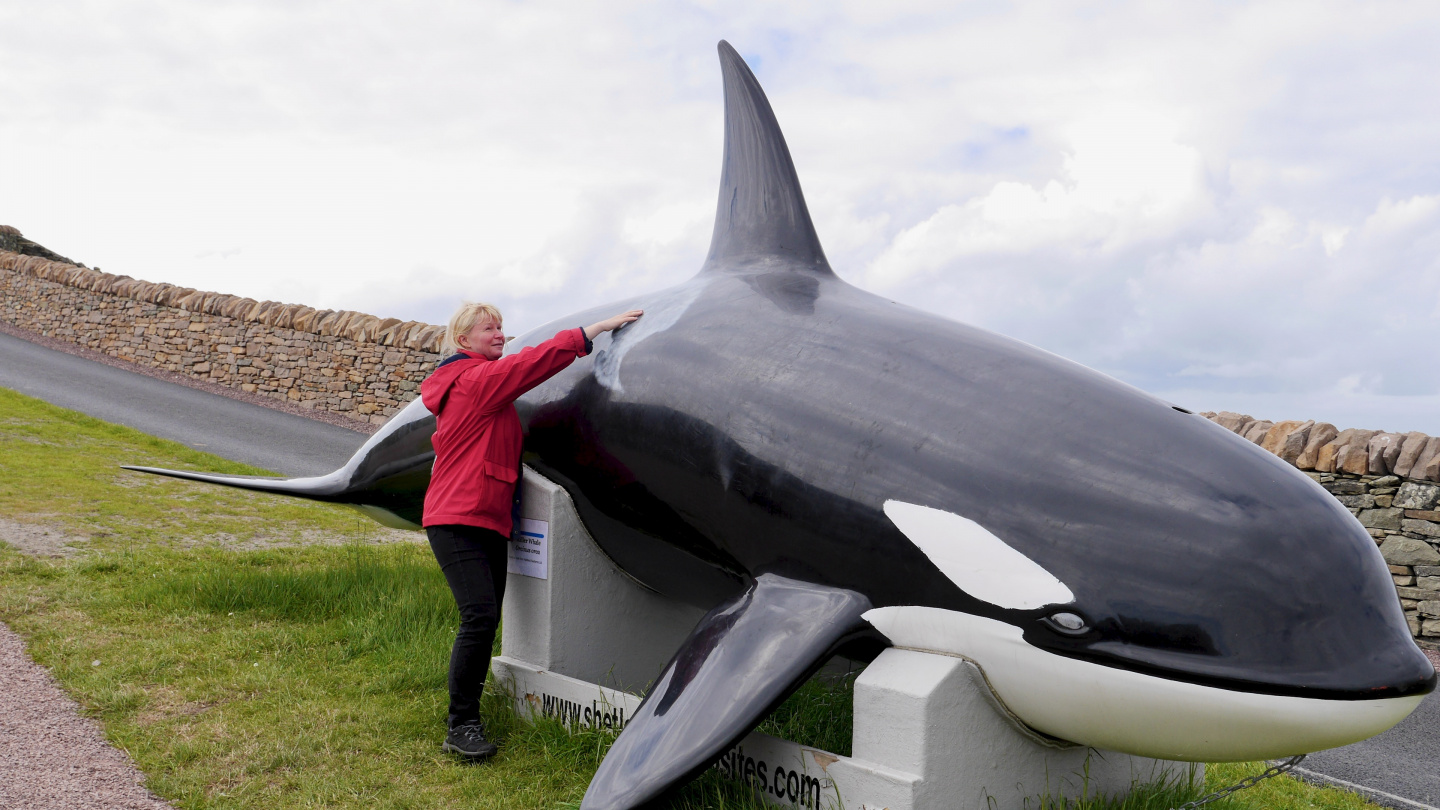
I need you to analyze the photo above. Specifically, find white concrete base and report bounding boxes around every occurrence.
[490,655,1197,810]
[500,467,705,693]
[497,468,1199,810]
[834,648,1199,810]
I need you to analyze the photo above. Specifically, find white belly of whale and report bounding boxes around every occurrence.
[863,606,1424,762]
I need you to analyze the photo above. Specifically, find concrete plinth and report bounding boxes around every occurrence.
[492,467,1198,810]
[831,648,1198,809]
[498,466,705,693]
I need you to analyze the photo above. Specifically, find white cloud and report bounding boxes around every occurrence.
[864,104,1208,287]
[3,1,1440,432]
[1361,195,1440,237]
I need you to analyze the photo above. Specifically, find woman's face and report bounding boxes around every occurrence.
[458,319,505,360]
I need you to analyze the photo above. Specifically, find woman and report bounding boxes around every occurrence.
[420,301,642,760]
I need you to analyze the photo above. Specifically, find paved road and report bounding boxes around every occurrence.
[2,327,1437,808]
[1296,687,1440,810]
[0,330,365,476]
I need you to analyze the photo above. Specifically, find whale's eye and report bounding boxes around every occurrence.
[1045,612,1089,635]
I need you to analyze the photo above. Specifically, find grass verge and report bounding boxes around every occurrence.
[0,385,1385,809]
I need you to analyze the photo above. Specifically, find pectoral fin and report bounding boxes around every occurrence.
[580,573,872,810]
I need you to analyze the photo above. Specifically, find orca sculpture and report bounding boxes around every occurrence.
[129,41,1435,810]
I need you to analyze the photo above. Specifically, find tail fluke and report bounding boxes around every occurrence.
[122,397,439,530]
[119,466,349,497]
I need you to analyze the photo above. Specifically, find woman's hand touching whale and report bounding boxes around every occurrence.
[584,310,644,341]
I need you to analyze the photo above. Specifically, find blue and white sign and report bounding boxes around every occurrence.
[509,518,549,580]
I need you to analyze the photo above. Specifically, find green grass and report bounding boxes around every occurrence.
[0,385,1386,809]
[0,386,395,550]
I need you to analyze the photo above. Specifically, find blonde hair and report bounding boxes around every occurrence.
[443,301,504,354]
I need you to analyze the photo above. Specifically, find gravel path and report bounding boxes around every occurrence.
[0,622,175,810]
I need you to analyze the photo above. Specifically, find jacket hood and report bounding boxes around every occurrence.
[421,351,485,414]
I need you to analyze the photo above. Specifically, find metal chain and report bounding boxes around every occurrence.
[1170,754,1307,810]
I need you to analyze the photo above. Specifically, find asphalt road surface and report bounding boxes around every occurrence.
[0,329,366,476]
[2,327,1438,808]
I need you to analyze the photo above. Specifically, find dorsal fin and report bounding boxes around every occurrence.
[701,41,833,275]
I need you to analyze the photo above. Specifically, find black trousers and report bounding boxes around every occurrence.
[426,524,509,729]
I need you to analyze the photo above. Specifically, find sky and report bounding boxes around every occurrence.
[4,1,1439,433]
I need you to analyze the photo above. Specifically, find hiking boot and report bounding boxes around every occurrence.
[443,722,498,760]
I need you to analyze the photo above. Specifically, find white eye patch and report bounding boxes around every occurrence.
[883,500,1073,610]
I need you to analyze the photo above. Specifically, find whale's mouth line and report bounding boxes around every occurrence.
[1021,638,1439,702]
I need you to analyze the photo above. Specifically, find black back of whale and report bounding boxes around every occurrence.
[507,44,1431,703]
[514,266,1432,701]
[128,41,1436,707]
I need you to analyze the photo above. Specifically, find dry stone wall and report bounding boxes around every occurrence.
[2,239,1437,648]
[0,248,445,425]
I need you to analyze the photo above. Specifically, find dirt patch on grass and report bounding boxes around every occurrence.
[189,527,423,551]
[0,516,90,557]
[131,684,219,728]
[0,621,176,809]
[0,515,421,557]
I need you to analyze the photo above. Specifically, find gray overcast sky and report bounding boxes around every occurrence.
[4,1,1439,433]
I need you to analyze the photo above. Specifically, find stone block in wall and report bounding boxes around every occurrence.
[1396,483,1440,511]
[1324,479,1367,496]
[1382,536,1440,566]
[1316,429,1369,472]
[1426,452,1440,483]
[292,308,325,332]
[1334,495,1375,509]
[1401,519,1440,539]
[1368,432,1406,475]
[1359,508,1404,530]
[273,305,305,329]
[1241,420,1274,444]
[1408,611,1422,636]
[1418,566,1440,577]
[1418,577,1440,591]
[1398,585,1437,600]
[1260,420,1304,454]
[1296,423,1336,466]
[1275,420,1315,463]
[1412,437,1440,483]
[1338,430,1381,474]
[1394,432,1431,478]
[1419,601,1440,619]
[1211,411,1252,432]
[1336,447,1364,475]
[1408,510,1440,521]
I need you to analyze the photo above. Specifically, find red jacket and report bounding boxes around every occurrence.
[421,328,588,532]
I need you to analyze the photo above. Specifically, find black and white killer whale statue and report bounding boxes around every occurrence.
[130,40,1435,809]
